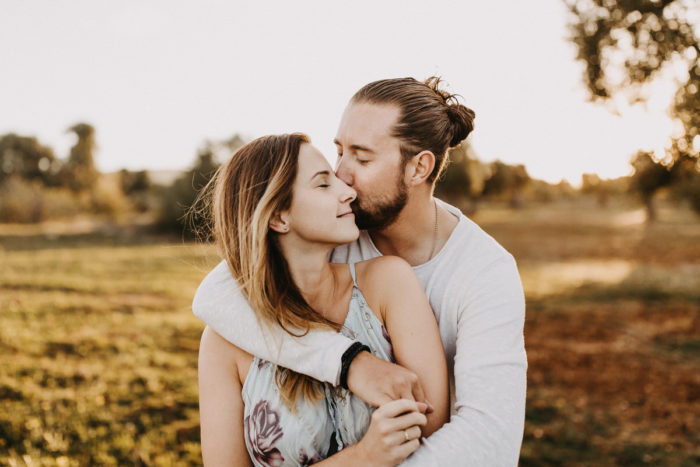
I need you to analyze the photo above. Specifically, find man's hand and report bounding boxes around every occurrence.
[346,351,433,411]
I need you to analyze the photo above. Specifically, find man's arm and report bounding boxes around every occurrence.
[402,255,527,466]
[192,260,354,384]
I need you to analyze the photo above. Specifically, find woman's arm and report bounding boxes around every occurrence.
[199,327,427,467]
[198,326,253,467]
[193,261,355,385]
[358,256,450,436]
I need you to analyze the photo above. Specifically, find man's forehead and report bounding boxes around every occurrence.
[335,102,400,148]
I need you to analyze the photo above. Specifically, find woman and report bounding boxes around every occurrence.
[198,133,448,466]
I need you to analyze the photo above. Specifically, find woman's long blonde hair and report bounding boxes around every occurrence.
[210,133,341,408]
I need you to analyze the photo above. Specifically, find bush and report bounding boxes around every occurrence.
[0,177,85,223]
[89,175,132,219]
[156,151,219,238]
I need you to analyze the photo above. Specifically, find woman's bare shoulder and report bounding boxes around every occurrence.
[199,326,253,382]
[354,256,419,319]
[355,256,415,287]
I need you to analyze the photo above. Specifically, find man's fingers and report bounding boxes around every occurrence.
[410,375,427,406]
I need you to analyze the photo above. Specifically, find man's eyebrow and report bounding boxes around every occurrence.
[310,170,331,181]
[333,139,374,154]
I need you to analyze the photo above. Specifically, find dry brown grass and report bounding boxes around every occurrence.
[473,200,700,466]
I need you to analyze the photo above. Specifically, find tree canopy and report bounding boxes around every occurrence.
[62,123,98,192]
[565,0,700,215]
[0,133,59,185]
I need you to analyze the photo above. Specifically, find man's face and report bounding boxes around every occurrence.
[334,102,409,230]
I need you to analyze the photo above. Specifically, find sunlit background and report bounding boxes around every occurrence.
[1,0,692,184]
[1,1,699,465]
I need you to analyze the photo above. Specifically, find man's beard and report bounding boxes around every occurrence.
[351,174,408,231]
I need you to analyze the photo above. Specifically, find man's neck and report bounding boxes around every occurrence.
[368,195,458,267]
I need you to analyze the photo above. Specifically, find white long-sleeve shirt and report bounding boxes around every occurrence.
[192,201,527,466]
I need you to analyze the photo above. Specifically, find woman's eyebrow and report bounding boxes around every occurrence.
[310,170,331,181]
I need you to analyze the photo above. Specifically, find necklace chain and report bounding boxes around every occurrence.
[428,199,438,262]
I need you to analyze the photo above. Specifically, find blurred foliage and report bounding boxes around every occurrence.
[119,169,151,195]
[0,124,149,223]
[436,141,534,212]
[631,150,673,220]
[156,135,245,237]
[0,177,84,223]
[61,123,99,193]
[483,161,531,208]
[564,0,700,218]
[0,133,61,186]
[581,172,630,206]
[435,141,486,213]
[0,127,250,226]
[119,169,152,212]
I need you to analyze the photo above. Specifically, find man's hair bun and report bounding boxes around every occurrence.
[424,76,475,147]
[446,105,475,147]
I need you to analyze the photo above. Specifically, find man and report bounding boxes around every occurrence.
[193,77,527,465]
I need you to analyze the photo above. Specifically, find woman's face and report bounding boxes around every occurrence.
[282,143,359,246]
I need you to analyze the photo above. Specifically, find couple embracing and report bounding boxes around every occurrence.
[194,77,527,466]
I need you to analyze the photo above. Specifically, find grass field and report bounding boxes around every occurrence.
[1,201,699,466]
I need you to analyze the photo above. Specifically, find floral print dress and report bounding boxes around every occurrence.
[241,262,395,467]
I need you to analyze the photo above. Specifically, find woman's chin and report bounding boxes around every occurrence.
[331,227,360,246]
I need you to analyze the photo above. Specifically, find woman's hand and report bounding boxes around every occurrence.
[354,399,428,467]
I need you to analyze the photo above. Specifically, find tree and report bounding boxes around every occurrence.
[61,123,98,192]
[482,161,531,208]
[0,133,60,185]
[119,169,151,196]
[118,169,152,212]
[564,0,700,216]
[630,150,672,221]
[157,134,246,236]
[434,141,486,213]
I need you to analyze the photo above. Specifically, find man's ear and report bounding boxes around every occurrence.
[269,211,290,233]
[406,150,436,186]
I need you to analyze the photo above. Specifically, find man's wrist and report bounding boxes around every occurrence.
[339,342,370,390]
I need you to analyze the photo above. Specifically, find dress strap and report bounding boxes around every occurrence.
[348,262,358,287]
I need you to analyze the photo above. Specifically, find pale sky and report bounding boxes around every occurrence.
[0,0,681,184]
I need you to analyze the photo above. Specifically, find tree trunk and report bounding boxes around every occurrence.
[645,196,657,223]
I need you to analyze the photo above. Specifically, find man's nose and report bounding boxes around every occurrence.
[335,158,353,186]
[341,185,357,204]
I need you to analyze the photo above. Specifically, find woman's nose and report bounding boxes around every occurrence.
[341,184,356,204]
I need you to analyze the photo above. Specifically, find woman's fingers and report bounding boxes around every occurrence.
[393,424,422,446]
[374,398,426,419]
[384,409,427,433]
[394,438,420,460]
[370,399,427,444]
[404,425,422,443]
[359,400,425,466]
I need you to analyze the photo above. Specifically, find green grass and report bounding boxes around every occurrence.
[1,235,218,465]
